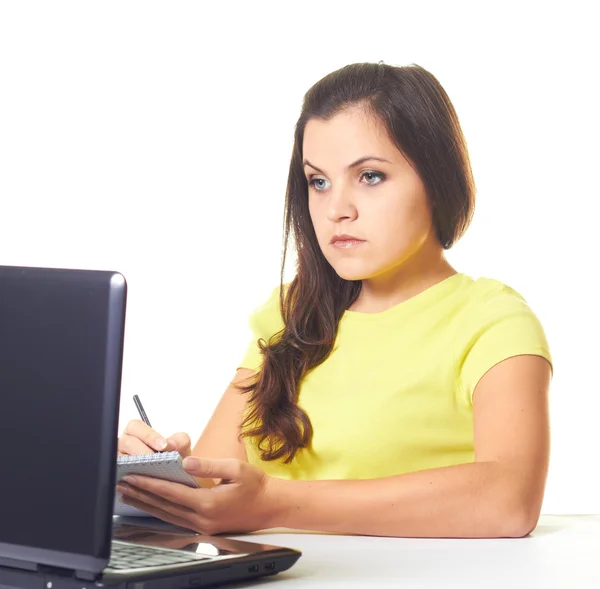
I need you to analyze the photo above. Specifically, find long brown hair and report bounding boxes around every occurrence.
[236,62,476,463]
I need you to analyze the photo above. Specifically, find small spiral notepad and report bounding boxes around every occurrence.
[114,451,200,517]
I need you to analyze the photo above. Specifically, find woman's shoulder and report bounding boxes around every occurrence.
[467,273,523,296]
[462,274,534,314]
[245,282,290,338]
[457,272,551,357]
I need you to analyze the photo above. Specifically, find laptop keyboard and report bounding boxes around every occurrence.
[107,540,210,570]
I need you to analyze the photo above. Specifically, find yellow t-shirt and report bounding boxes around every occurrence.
[237,273,553,481]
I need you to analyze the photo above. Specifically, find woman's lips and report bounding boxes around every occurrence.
[331,239,366,249]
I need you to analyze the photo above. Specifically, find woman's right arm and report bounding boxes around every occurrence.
[189,367,255,483]
[118,367,256,487]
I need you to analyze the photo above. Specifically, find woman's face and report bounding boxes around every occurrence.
[304,108,438,283]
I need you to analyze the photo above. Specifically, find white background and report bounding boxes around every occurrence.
[0,1,597,514]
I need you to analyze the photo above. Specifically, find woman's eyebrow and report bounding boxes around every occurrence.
[303,156,392,174]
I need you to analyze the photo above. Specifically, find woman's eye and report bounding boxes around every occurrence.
[361,171,384,185]
[307,177,331,191]
[307,171,385,192]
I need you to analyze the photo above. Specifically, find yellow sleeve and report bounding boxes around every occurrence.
[456,285,553,404]
[237,285,285,371]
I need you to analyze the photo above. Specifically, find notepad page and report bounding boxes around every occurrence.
[116,452,200,487]
[114,451,199,517]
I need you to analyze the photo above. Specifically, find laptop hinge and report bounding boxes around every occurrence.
[36,564,100,584]
[74,570,98,582]
[0,555,40,572]
[1,557,100,583]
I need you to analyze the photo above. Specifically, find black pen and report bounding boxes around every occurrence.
[133,394,152,428]
[133,395,170,453]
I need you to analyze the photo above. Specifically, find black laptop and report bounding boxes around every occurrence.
[0,265,301,588]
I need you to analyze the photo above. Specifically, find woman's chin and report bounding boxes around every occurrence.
[331,265,370,282]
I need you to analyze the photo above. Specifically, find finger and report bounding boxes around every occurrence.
[118,494,200,532]
[117,433,155,456]
[182,457,242,482]
[166,432,192,458]
[118,474,213,511]
[123,419,174,452]
[116,482,196,519]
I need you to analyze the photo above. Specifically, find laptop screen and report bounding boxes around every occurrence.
[0,266,126,563]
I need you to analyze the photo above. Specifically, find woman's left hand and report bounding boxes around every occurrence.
[116,457,281,535]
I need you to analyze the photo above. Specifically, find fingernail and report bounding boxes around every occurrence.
[123,475,136,484]
[183,457,198,470]
[155,438,168,450]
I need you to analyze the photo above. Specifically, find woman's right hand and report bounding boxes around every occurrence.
[117,419,192,458]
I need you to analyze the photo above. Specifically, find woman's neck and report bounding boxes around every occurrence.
[347,244,457,314]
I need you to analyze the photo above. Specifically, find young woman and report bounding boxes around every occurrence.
[117,62,553,539]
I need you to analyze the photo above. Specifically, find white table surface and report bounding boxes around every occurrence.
[227,515,600,588]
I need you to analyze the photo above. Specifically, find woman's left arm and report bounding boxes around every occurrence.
[267,353,552,538]
[118,354,551,538]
